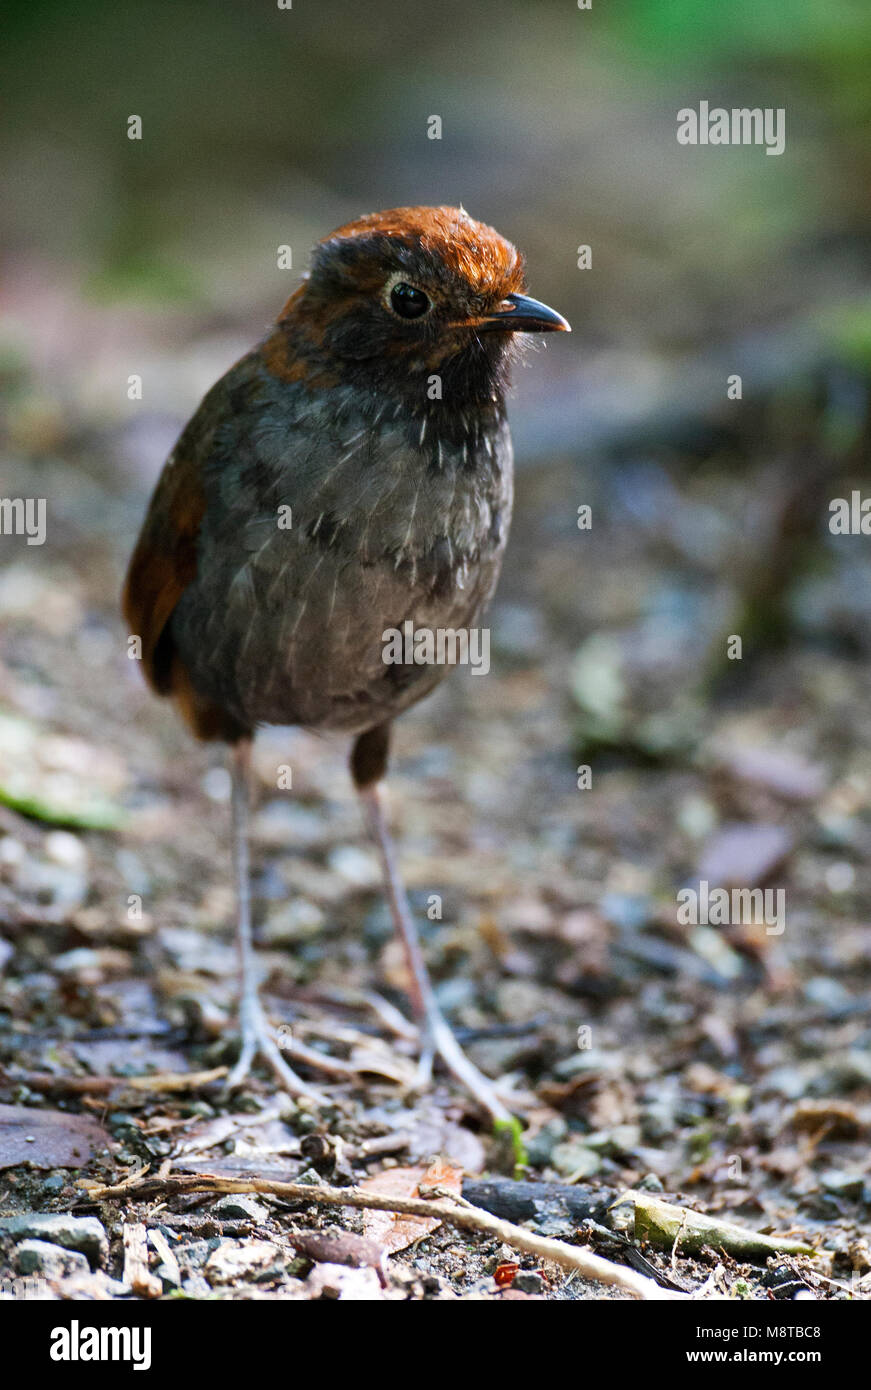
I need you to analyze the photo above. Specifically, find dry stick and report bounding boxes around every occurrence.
[122,1221,162,1299]
[670,1208,689,1269]
[3,1067,228,1095]
[83,1172,683,1301]
[284,1036,412,1083]
[147,1227,181,1289]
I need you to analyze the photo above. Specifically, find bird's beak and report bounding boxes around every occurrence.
[478,292,571,334]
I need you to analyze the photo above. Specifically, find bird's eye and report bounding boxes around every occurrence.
[389,282,431,320]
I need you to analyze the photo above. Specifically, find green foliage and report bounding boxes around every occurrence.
[612,0,871,122]
[614,0,871,66]
[820,301,871,372]
[493,1116,528,1178]
[86,256,202,306]
[0,785,124,832]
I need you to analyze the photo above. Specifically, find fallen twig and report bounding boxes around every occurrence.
[2,1066,228,1095]
[122,1221,162,1298]
[81,1172,683,1300]
[147,1226,181,1288]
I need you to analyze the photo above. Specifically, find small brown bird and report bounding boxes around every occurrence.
[123,206,569,1121]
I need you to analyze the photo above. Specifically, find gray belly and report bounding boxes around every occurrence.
[172,419,514,734]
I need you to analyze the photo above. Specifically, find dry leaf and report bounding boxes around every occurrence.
[360,1159,463,1254]
[0,1104,110,1170]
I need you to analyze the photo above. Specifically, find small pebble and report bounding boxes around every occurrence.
[15,1239,89,1279]
[0,1215,107,1269]
[213,1195,269,1223]
[512,1271,546,1295]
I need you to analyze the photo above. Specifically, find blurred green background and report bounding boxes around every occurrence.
[3,0,870,348]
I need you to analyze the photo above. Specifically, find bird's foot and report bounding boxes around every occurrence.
[415,1005,514,1126]
[226,992,326,1101]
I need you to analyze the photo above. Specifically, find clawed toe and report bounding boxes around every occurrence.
[419,1010,514,1125]
[226,998,326,1102]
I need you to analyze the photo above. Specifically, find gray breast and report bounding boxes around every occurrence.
[171,372,514,734]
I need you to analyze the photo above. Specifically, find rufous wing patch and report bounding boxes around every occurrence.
[122,450,205,698]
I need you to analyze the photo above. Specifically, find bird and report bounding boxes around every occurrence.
[122,205,570,1123]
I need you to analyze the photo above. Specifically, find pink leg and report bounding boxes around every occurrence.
[358,779,511,1124]
[226,737,324,1100]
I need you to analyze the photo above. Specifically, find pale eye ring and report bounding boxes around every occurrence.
[385,277,432,320]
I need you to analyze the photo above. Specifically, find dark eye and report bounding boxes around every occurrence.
[389,282,431,319]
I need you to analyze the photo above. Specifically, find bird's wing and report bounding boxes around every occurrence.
[121,354,264,740]
[121,442,205,696]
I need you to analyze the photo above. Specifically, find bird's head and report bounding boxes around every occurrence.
[276,206,569,406]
